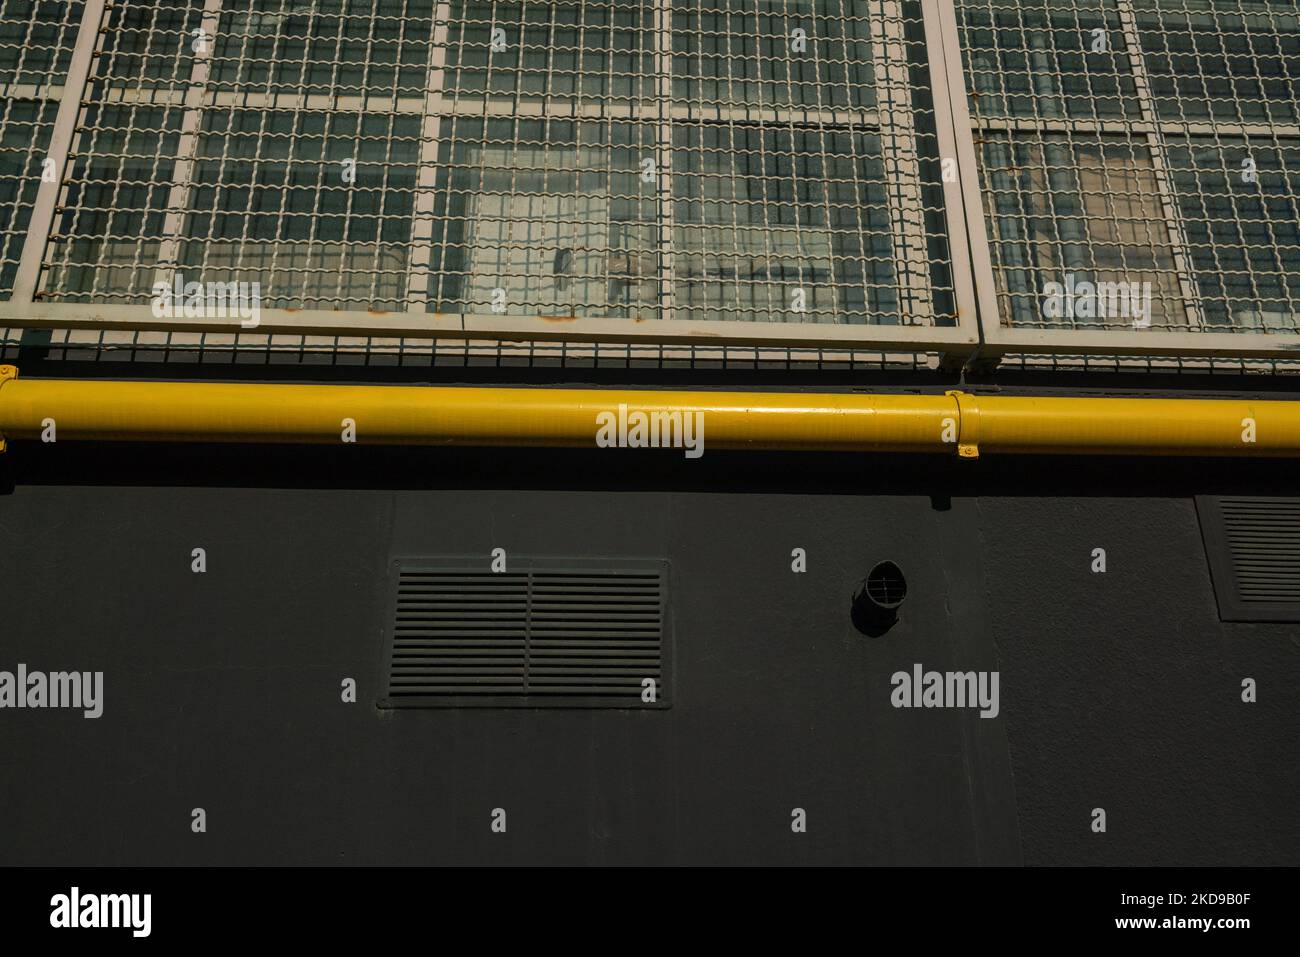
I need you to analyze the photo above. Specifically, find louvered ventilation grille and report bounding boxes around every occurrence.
[1219,499,1300,604]
[385,563,667,707]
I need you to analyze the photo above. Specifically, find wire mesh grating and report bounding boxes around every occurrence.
[956,0,1300,335]
[23,0,957,329]
[2,0,1296,363]
[0,0,83,300]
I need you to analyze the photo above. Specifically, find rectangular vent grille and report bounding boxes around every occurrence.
[1198,497,1300,622]
[384,560,669,708]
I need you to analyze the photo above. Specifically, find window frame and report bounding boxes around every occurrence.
[944,0,1300,359]
[0,0,984,354]
[34,0,1300,360]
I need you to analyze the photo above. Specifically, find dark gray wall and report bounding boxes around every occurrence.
[0,445,1296,865]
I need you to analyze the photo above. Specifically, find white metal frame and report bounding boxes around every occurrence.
[0,0,981,354]
[9,0,105,305]
[938,0,1300,359]
[405,0,451,310]
[875,0,934,322]
[12,0,1300,361]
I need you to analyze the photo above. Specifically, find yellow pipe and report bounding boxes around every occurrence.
[0,364,1297,457]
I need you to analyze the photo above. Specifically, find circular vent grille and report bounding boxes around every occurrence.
[865,561,907,608]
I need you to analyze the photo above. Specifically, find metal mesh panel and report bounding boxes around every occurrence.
[957,0,1300,335]
[42,0,434,308]
[1167,135,1300,330]
[1135,0,1300,125]
[179,107,421,308]
[978,129,1188,328]
[46,102,178,301]
[670,0,952,325]
[209,3,438,96]
[672,124,900,324]
[960,0,1138,122]
[44,1,201,300]
[29,0,956,329]
[443,1,656,102]
[425,114,660,319]
[0,0,82,300]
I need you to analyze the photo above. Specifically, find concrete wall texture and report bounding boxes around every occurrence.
[1,444,1297,865]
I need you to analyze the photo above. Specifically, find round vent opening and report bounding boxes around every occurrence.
[865,561,907,609]
[852,561,908,636]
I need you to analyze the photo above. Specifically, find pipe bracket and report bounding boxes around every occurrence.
[0,364,16,453]
[946,389,981,459]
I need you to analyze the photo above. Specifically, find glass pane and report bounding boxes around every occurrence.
[0,0,82,84]
[181,108,421,309]
[423,117,659,319]
[958,0,1140,122]
[43,105,180,303]
[0,0,84,299]
[1168,136,1300,330]
[210,0,439,97]
[978,131,1189,329]
[672,124,899,324]
[444,1,657,105]
[1135,0,1300,125]
[95,0,208,86]
[673,0,876,111]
